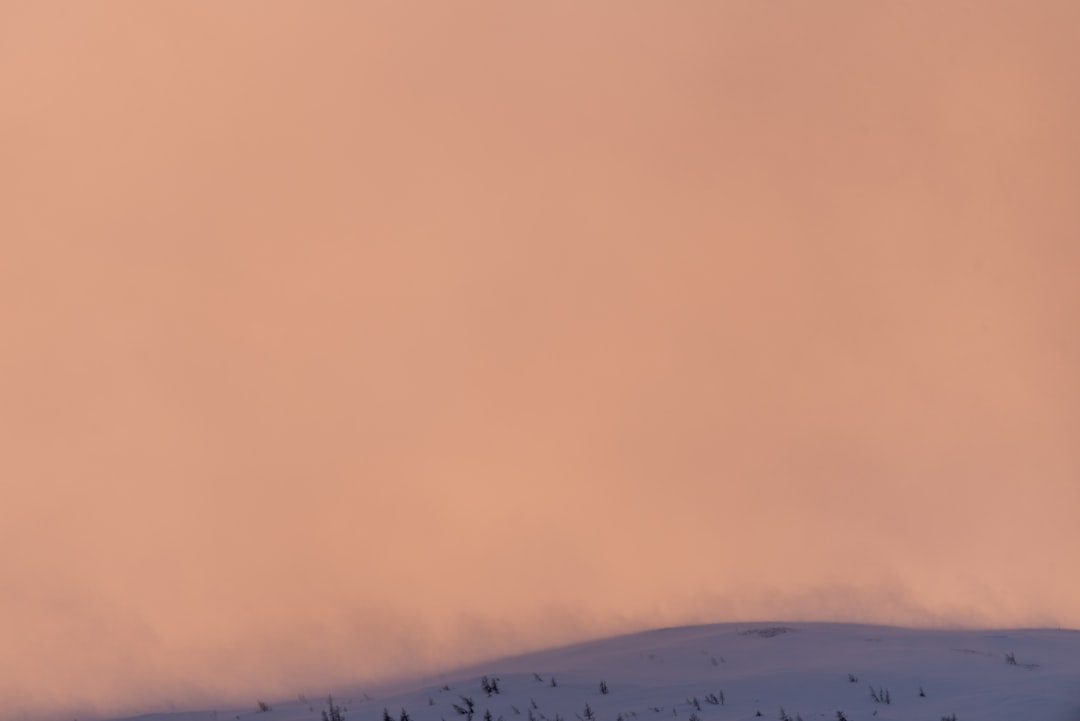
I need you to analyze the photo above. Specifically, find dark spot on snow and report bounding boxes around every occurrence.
[740,627,797,638]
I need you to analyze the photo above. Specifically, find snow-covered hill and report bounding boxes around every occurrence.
[116,623,1080,721]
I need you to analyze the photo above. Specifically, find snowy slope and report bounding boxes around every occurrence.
[114,623,1080,721]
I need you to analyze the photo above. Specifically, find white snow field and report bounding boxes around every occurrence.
[116,623,1080,721]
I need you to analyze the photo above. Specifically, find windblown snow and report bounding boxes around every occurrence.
[110,623,1079,721]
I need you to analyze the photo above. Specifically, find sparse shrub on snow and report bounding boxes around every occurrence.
[453,698,475,720]
[321,696,344,721]
[868,686,890,704]
[257,701,272,713]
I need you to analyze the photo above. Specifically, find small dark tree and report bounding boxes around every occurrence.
[919,686,926,698]
[257,702,272,713]
[400,709,411,721]
[583,705,594,721]
[383,708,394,721]
[599,681,609,695]
[550,677,558,688]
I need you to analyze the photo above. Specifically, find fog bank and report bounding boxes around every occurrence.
[2,3,1078,720]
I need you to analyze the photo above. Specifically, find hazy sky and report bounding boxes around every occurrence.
[2,2,1078,720]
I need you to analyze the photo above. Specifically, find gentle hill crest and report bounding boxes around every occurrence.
[116,623,1080,721]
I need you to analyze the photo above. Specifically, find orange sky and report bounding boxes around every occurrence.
[2,2,1079,720]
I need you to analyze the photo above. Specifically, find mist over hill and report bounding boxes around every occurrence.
[103,623,1080,721]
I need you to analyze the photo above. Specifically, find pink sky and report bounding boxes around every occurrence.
[2,2,1078,720]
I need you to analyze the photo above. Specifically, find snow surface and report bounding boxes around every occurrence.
[113,623,1080,721]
